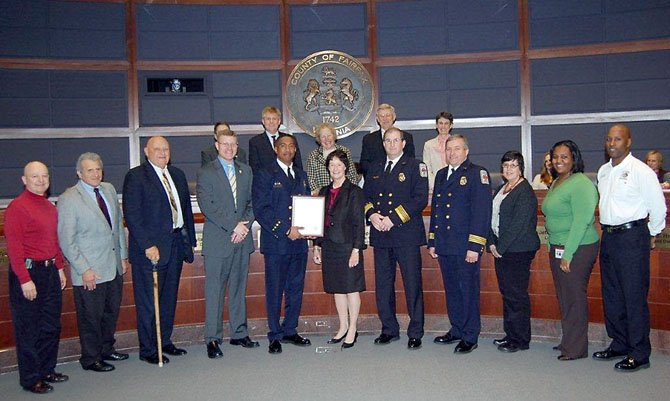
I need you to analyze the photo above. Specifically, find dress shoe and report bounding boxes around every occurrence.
[102,351,129,361]
[23,381,53,394]
[327,332,347,344]
[434,332,460,345]
[140,354,170,364]
[83,361,115,372]
[374,333,400,345]
[207,341,223,359]
[269,340,282,354]
[614,356,650,372]
[230,336,260,348]
[42,372,69,383]
[492,337,509,346]
[281,334,311,346]
[497,342,528,353]
[408,338,422,350]
[454,340,478,354]
[552,345,561,351]
[162,344,188,356]
[592,347,627,361]
[557,354,586,361]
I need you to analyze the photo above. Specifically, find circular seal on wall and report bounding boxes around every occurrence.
[286,50,374,139]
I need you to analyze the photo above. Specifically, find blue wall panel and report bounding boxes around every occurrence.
[290,4,367,58]
[141,97,212,126]
[532,50,670,114]
[0,99,51,128]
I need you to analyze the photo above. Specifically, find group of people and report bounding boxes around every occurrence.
[4,101,667,394]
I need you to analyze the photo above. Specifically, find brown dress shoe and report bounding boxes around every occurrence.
[24,381,54,394]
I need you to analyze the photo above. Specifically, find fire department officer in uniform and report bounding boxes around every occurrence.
[428,134,492,353]
[364,127,428,350]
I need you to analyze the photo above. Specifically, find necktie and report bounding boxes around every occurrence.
[227,165,237,208]
[94,188,112,229]
[287,166,295,182]
[447,167,454,180]
[161,170,178,224]
[385,160,393,175]
[272,135,277,145]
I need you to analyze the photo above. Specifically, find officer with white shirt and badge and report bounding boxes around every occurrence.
[364,127,428,350]
[592,124,667,372]
[428,134,492,354]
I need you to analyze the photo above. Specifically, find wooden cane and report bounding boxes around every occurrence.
[152,261,163,367]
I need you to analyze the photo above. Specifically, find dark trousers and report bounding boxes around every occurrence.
[374,246,424,339]
[8,265,62,388]
[73,272,123,367]
[600,224,651,361]
[494,251,536,347]
[264,252,307,341]
[131,236,183,358]
[549,242,598,358]
[438,254,480,344]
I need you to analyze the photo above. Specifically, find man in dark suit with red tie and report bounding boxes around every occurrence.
[252,135,311,354]
[123,136,196,365]
[248,106,303,174]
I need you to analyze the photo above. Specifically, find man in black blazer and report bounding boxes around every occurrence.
[248,106,302,174]
[359,103,415,179]
[252,135,311,354]
[201,121,247,167]
[123,136,196,365]
[364,127,428,350]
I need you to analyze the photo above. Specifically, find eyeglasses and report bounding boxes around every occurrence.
[501,163,519,169]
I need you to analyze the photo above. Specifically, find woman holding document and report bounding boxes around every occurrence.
[313,149,366,349]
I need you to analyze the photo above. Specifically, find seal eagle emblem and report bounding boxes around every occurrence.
[286,50,374,139]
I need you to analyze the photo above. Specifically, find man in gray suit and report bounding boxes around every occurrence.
[197,128,258,359]
[58,152,130,372]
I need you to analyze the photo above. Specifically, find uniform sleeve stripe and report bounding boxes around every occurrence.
[395,205,410,223]
[364,202,374,213]
[468,234,487,246]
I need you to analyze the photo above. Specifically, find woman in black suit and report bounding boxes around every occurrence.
[313,149,366,349]
[488,151,540,352]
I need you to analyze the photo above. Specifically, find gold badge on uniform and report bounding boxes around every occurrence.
[460,176,467,186]
[398,173,406,182]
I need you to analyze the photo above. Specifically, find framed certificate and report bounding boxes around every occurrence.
[292,196,325,237]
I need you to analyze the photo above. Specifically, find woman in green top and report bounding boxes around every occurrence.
[541,140,599,361]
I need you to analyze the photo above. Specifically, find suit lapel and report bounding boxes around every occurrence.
[75,184,112,229]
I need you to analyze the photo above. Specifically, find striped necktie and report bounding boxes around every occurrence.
[227,164,237,208]
[161,170,178,224]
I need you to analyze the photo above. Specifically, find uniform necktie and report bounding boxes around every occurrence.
[385,160,393,175]
[94,188,112,229]
[447,167,454,180]
[287,166,295,182]
[161,170,178,224]
[227,165,237,208]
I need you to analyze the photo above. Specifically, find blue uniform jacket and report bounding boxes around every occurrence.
[252,161,310,255]
[428,159,492,255]
[364,154,428,248]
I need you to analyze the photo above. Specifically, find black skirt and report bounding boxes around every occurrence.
[321,239,365,294]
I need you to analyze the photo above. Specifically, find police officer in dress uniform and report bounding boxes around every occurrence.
[428,134,492,354]
[364,127,428,350]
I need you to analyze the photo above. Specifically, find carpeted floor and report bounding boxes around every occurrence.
[1,335,669,401]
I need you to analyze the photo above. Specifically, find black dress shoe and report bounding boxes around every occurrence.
[23,381,53,394]
[552,345,561,351]
[374,333,400,345]
[408,338,422,350]
[614,356,650,372]
[230,336,260,348]
[102,351,129,361]
[434,332,460,345]
[327,332,347,344]
[162,344,187,356]
[454,340,478,354]
[140,354,170,364]
[281,334,311,346]
[557,354,587,361]
[492,337,509,346]
[592,347,627,361]
[269,340,282,354]
[83,361,115,372]
[42,372,69,383]
[207,341,223,359]
[497,342,525,353]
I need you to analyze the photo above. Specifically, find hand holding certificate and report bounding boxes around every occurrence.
[291,196,325,237]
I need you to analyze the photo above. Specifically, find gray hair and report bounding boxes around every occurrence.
[446,133,468,149]
[76,152,103,172]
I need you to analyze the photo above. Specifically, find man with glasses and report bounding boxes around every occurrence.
[364,127,428,350]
